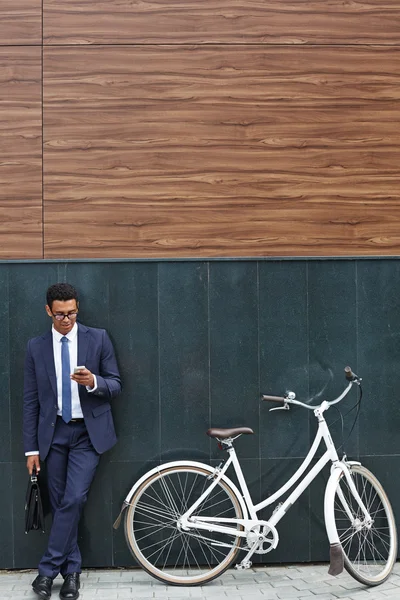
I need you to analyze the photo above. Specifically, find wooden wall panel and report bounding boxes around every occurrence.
[43,0,400,45]
[0,48,42,259]
[43,45,400,258]
[0,0,41,45]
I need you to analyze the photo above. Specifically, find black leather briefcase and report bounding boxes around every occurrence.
[24,466,45,533]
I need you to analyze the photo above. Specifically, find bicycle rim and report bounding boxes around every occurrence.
[333,464,397,585]
[124,465,243,585]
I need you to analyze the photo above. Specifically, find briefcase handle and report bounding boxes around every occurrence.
[31,464,38,483]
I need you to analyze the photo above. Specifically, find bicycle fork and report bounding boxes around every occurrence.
[324,461,371,575]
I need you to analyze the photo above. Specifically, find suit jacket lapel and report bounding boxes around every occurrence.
[77,323,89,368]
[42,331,57,398]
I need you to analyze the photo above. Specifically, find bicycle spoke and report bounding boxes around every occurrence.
[158,476,182,518]
[134,500,177,523]
[144,525,183,563]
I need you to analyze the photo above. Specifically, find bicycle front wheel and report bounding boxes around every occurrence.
[332,464,397,586]
[124,465,244,585]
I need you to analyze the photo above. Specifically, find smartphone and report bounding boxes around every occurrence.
[73,366,86,374]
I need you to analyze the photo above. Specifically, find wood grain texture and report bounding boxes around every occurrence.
[43,45,400,258]
[0,48,42,259]
[43,0,400,45]
[0,0,41,45]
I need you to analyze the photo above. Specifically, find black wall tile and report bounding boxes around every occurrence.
[308,261,358,458]
[63,263,111,330]
[357,260,400,456]
[0,266,10,462]
[9,264,58,462]
[107,262,159,462]
[209,262,259,459]
[0,463,13,568]
[259,261,309,460]
[159,262,209,457]
[79,458,113,567]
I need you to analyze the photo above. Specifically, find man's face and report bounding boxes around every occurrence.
[45,299,79,335]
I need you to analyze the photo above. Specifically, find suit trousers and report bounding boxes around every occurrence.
[38,418,100,579]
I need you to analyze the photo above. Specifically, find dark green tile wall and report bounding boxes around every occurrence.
[0,462,13,568]
[1,258,399,569]
[159,262,209,457]
[308,261,359,458]
[357,261,400,457]
[209,262,259,459]
[259,261,309,459]
[0,267,10,463]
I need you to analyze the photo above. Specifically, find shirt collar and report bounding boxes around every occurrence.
[52,321,78,342]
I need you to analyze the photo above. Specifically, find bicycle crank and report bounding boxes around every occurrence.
[236,521,279,569]
[246,522,279,554]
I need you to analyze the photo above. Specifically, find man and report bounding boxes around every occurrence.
[23,283,122,600]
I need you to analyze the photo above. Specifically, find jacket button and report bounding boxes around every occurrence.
[51,423,55,427]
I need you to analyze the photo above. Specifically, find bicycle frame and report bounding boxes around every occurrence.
[180,402,371,542]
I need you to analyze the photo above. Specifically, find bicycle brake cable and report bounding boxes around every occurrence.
[342,383,362,443]
[328,383,363,454]
[330,404,345,451]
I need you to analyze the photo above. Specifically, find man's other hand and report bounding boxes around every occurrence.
[26,455,41,475]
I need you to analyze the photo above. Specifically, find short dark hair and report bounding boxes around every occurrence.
[46,283,78,309]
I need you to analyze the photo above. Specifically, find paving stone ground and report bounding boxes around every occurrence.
[0,562,399,600]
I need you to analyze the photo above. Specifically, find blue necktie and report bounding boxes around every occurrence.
[61,336,72,423]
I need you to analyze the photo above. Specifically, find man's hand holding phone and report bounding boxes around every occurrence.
[71,366,95,389]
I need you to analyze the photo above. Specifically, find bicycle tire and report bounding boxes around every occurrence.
[332,464,397,586]
[124,464,243,585]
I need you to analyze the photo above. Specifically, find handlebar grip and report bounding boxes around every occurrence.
[262,394,286,403]
[344,366,359,381]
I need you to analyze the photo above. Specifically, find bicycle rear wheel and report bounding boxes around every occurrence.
[124,465,243,585]
[332,464,397,586]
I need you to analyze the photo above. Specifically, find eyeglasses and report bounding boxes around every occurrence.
[51,312,78,321]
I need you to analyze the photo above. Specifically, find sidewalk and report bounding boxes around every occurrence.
[1,562,399,600]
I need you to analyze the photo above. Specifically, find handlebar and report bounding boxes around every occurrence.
[344,366,360,382]
[262,367,361,412]
[261,394,286,403]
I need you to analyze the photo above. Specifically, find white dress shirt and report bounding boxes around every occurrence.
[53,322,84,419]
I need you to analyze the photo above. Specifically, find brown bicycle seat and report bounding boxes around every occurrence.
[206,427,254,439]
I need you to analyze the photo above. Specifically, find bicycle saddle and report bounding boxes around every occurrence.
[207,427,254,439]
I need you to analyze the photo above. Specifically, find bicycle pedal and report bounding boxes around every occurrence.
[235,560,252,570]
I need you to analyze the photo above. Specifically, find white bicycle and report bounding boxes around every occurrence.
[114,367,397,587]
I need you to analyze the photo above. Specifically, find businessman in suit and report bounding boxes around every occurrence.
[24,283,122,600]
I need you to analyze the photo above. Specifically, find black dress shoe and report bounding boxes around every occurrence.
[60,573,80,600]
[32,575,53,599]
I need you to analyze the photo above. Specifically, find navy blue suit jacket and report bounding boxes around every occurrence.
[23,323,122,459]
